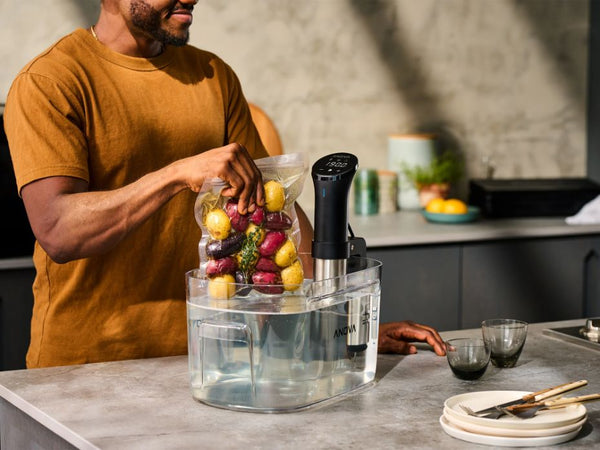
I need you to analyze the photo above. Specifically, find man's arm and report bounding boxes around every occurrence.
[22,143,264,263]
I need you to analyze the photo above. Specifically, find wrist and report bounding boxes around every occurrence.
[166,158,199,194]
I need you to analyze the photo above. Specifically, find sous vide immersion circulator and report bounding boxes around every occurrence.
[311,152,370,354]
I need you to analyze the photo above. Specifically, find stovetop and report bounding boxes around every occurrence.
[543,318,600,352]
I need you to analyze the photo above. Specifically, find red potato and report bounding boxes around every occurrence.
[259,231,287,256]
[265,212,292,230]
[255,257,281,272]
[206,256,238,277]
[252,271,283,294]
[250,206,265,225]
[225,199,250,232]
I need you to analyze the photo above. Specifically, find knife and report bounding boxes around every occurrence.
[503,392,600,419]
[470,379,588,416]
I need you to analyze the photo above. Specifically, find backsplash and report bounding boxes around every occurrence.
[0,0,589,210]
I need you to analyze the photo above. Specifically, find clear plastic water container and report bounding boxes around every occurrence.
[186,256,381,412]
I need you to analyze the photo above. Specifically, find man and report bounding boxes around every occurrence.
[5,0,444,368]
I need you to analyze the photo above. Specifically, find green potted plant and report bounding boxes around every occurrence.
[402,151,463,207]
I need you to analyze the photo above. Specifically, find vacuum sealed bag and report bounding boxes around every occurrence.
[194,153,308,298]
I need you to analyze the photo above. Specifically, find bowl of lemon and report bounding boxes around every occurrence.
[421,198,480,224]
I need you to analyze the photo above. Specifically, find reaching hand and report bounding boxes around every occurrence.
[378,321,446,356]
[183,142,264,214]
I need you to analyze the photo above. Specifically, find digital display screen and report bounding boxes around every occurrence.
[313,153,358,178]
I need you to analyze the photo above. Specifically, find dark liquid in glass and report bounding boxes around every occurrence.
[450,364,487,380]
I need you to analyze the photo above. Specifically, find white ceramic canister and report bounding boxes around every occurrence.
[387,134,435,210]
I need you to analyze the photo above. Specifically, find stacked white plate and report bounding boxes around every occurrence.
[441,391,587,447]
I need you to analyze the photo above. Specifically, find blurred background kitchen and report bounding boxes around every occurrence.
[1,0,599,369]
[0,0,592,209]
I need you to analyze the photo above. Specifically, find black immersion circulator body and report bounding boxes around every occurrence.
[311,153,368,356]
[311,153,359,261]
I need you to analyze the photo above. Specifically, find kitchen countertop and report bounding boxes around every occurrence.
[349,211,600,247]
[0,256,34,270]
[2,213,600,271]
[0,319,598,449]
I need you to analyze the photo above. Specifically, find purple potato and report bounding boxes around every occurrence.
[265,211,292,230]
[206,233,245,259]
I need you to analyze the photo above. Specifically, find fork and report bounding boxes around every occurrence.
[458,379,589,419]
[460,404,505,420]
[501,393,600,419]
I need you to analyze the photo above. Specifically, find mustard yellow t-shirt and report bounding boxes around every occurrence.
[4,28,268,368]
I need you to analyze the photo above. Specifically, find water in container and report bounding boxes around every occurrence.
[186,256,381,412]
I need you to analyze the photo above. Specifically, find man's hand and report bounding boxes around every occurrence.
[182,142,264,214]
[378,321,446,356]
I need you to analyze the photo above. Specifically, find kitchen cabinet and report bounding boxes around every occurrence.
[368,245,460,331]
[0,266,34,371]
[461,236,599,328]
[2,220,600,370]
[369,235,600,331]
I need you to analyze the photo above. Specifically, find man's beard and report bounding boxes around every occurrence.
[130,0,190,47]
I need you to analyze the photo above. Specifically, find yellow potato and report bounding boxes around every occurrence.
[264,180,285,212]
[207,274,236,300]
[245,223,266,245]
[281,260,304,290]
[205,209,231,240]
[274,239,297,268]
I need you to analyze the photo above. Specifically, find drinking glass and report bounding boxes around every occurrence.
[445,338,490,380]
[481,319,528,368]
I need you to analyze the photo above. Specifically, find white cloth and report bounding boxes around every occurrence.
[566,195,600,224]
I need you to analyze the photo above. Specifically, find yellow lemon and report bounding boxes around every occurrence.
[264,180,286,212]
[442,199,468,214]
[425,197,446,213]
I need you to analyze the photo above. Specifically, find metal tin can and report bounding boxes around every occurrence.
[353,169,379,215]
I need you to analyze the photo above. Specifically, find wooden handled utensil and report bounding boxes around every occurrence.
[463,379,588,419]
[503,393,600,419]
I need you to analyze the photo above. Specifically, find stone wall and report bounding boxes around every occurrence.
[0,0,589,209]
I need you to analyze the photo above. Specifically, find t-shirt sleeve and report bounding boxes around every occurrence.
[4,72,89,193]
[221,64,269,160]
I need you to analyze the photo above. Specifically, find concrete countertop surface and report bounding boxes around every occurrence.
[349,211,600,247]
[2,213,600,270]
[0,319,598,449]
[0,256,34,270]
